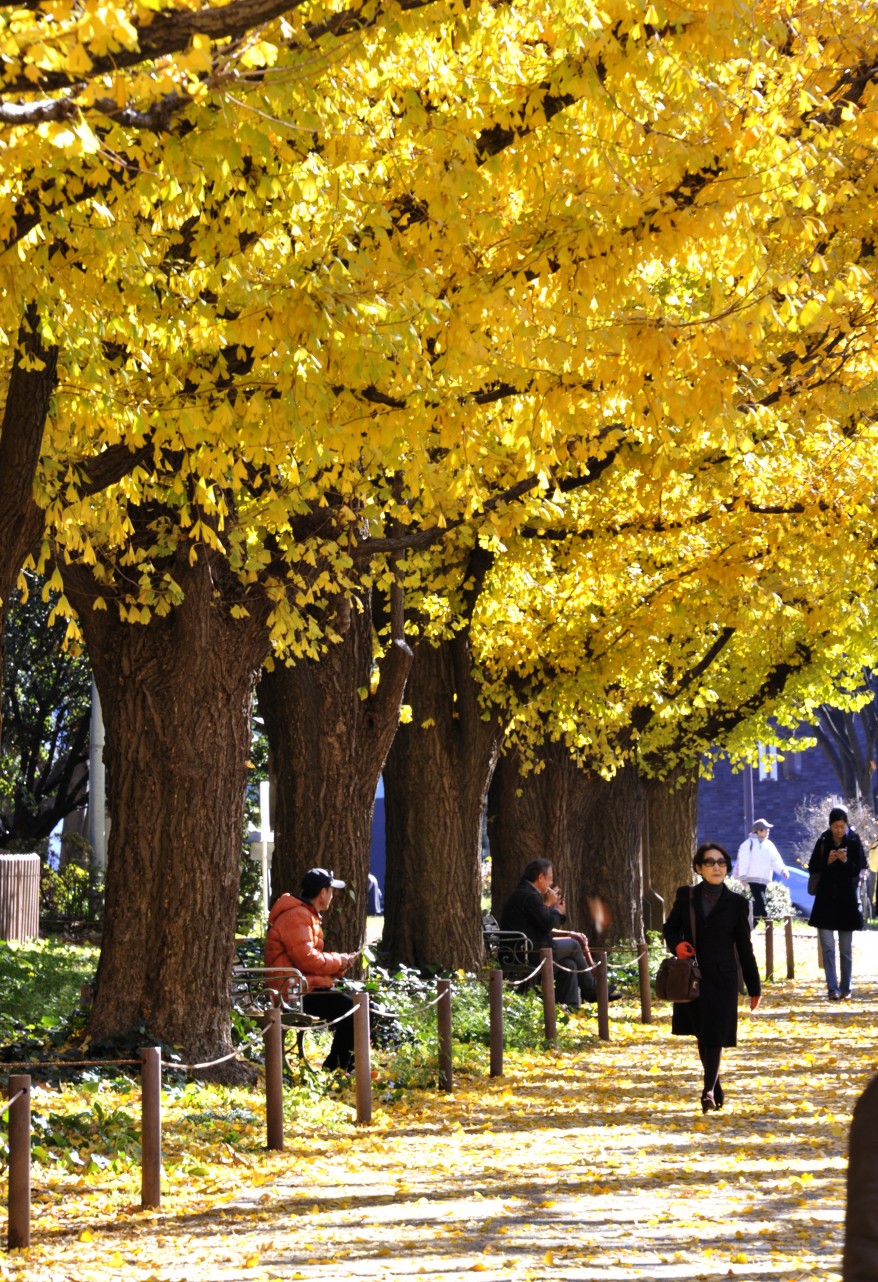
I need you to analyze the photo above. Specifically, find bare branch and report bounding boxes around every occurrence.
[0,97,79,125]
[0,0,440,96]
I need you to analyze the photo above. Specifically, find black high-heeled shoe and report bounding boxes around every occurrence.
[701,1091,716,1113]
[714,1081,724,1110]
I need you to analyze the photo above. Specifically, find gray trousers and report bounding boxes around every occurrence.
[552,938,597,1007]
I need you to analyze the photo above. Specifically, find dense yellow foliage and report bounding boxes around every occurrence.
[1,0,877,729]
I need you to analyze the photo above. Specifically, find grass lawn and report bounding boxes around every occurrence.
[0,939,99,1043]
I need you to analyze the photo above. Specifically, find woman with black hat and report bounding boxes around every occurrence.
[808,807,867,1000]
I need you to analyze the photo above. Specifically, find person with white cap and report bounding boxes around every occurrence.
[736,819,789,922]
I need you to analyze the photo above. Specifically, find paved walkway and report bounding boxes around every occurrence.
[7,929,877,1282]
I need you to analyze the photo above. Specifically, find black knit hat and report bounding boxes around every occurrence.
[301,867,345,898]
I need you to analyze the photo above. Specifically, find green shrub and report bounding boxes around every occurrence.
[0,939,98,1042]
[41,863,96,922]
[727,876,793,920]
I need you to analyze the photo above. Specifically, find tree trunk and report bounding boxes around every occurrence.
[644,770,699,923]
[489,747,645,944]
[488,740,593,918]
[565,765,645,945]
[0,309,57,739]
[257,590,411,952]
[382,634,505,970]
[815,707,875,808]
[64,551,270,1068]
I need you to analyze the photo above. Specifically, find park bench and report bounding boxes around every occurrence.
[231,945,328,1068]
[231,941,408,1066]
[482,915,539,985]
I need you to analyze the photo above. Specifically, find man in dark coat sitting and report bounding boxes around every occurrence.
[499,859,597,1007]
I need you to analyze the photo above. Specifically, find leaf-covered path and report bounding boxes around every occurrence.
[5,934,877,1282]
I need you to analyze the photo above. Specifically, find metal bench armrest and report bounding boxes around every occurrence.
[483,928,535,968]
[231,964,309,1016]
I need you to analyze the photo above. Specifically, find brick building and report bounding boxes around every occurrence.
[696,738,843,865]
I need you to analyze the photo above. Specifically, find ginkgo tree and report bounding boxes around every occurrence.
[468,422,878,942]
[2,0,877,1057]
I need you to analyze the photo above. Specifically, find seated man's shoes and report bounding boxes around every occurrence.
[584,984,622,1003]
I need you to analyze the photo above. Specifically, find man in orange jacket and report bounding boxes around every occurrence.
[265,867,359,1071]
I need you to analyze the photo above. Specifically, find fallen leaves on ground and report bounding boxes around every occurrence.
[2,931,875,1281]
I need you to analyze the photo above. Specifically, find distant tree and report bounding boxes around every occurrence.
[813,676,878,814]
[0,574,91,846]
[792,793,878,868]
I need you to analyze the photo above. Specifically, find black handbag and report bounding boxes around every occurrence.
[656,889,701,1003]
[807,870,821,896]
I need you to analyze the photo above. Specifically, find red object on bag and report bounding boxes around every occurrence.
[675,942,696,959]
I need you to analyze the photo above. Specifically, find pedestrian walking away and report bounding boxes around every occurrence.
[735,818,789,921]
[807,806,866,1001]
[663,842,761,1113]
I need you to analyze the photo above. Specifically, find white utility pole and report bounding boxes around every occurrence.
[87,678,107,873]
[258,779,273,920]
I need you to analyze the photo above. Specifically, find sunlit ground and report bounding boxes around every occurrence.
[3,926,875,1281]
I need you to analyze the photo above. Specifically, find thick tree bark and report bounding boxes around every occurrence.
[565,765,645,945]
[643,770,699,923]
[0,309,58,738]
[489,746,645,944]
[382,633,505,970]
[64,550,270,1067]
[257,589,411,952]
[488,740,591,918]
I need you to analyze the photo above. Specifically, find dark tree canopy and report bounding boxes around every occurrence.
[1,574,91,845]
[814,675,878,814]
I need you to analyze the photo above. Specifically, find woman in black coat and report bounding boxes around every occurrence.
[663,842,761,1113]
[808,806,866,1000]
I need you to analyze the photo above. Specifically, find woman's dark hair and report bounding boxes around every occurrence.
[523,858,552,883]
[693,841,731,873]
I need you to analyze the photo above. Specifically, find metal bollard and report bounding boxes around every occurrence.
[354,997,372,1125]
[7,1075,31,1250]
[765,920,775,982]
[595,949,610,1042]
[539,948,557,1044]
[264,1008,284,1151]
[489,969,504,1077]
[785,916,795,979]
[637,942,652,1024]
[140,1048,162,1210]
[437,979,453,1092]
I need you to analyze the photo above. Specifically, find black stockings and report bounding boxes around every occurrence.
[698,1042,722,1096]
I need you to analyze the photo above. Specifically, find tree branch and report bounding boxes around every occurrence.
[0,305,58,619]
